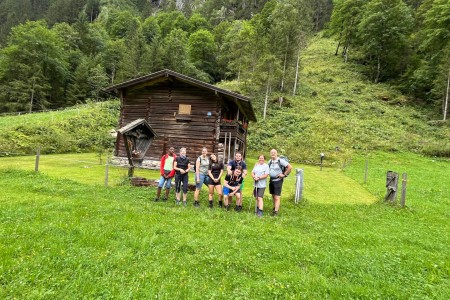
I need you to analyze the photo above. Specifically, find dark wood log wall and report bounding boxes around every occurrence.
[116,81,221,161]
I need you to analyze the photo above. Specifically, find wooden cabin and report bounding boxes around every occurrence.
[104,69,257,167]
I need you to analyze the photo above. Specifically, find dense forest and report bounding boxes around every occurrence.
[0,0,448,119]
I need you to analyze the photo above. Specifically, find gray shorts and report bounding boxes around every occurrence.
[253,187,266,198]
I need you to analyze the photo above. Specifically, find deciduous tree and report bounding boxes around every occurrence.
[0,20,69,112]
[357,0,413,83]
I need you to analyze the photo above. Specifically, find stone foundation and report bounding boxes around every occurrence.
[110,156,160,170]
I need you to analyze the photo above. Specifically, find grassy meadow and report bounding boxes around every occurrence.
[0,35,449,299]
[0,152,449,299]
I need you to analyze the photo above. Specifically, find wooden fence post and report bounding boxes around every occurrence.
[105,163,109,187]
[320,153,324,171]
[400,173,407,207]
[35,147,40,172]
[294,168,304,204]
[384,171,399,203]
[364,159,368,183]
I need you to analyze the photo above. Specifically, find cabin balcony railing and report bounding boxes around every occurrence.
[220,122,247,141]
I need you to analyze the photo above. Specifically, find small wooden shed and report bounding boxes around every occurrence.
[104,69,256,167]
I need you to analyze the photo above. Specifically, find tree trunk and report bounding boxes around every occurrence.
[315,1,321,32]
[293,45,301,96]
[344,44,349,63]
[335,23,344,56]
[375,56,381,83]
[342,19,354,60]
[281,35,289,92]
[263,76,270,120]
[443,68,449,121]
[237,64,241,82]
[335,35,342,56]
[29,78,35,113]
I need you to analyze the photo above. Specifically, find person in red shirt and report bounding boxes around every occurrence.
[154,147,176,201]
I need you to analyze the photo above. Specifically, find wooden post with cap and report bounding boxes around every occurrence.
[400,173,407,207]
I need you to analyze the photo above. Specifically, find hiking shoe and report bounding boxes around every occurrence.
[272,210,279,217]
[183,201,187,207]
[154,197,160,202]
[225,205,230,211]
[218,201,223,208]
[162,197,168,202]
[234,205,239,212]
[257,209,263,217]
[194,201,200,207]
[209,201,213,208]
[175,200,181,205]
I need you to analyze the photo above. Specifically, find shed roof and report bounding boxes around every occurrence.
[117,118,157,137]
[104,69,257,122]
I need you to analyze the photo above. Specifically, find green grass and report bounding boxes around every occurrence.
[0,108,80,130]
[0,101,118,156]
[0,35,449,298]
[1,152,448,298]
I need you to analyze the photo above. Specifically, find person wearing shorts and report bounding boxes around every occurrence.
[223,166,243,211]
[268,149,292,216]
[207,153,224,208]
[251,154,270,217]
[227,152,247,210]
[154,147,176,202]
[174,147,191,206]
[194,147,210,207]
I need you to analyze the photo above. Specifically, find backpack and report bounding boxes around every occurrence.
[269,156,289,173]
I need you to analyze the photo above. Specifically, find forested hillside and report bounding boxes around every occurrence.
[0,0,448,121]
[1,36,448,161]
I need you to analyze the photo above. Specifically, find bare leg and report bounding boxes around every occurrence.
[208,185,214,201]
[215,185,223,202]
[194,188,200,201]
[156,187,162,199]
[236,193,242,206]
[235,193,241,207]
[257,197,264,210]
[273,195,281,212]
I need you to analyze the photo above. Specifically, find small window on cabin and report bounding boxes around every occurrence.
[179,104,191,115]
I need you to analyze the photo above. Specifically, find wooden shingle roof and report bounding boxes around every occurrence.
[104,69,257,122]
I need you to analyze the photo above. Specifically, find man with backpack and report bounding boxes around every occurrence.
[268,149,292,216]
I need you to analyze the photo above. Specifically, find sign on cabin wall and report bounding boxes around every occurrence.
[179,104,191,115]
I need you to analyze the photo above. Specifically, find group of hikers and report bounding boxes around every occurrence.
[154,147,292,217]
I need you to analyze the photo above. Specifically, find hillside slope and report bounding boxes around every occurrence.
[244,36,449,163]
[0,37,448,162]
[0,101,119,156]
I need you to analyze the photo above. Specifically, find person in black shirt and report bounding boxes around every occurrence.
[207,153,224,208]
[174,147,191,206]
[227,152,247,210]
[223,166,244,211]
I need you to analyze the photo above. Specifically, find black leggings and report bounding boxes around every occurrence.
[175,173,189,193]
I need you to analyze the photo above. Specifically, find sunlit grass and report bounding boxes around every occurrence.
[0,153,376,205]
[0,151,449,298]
